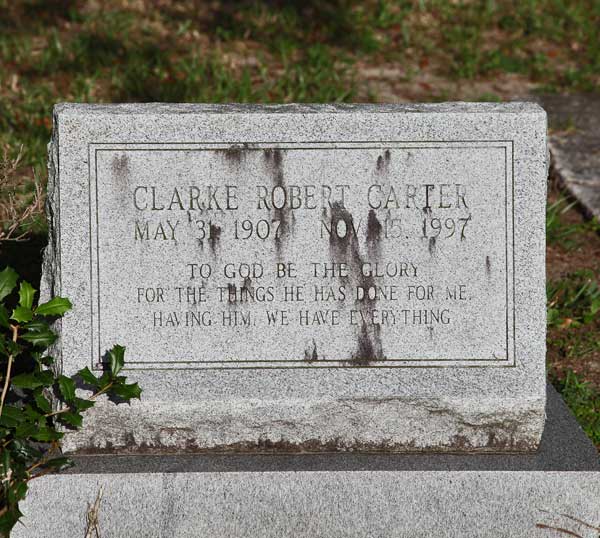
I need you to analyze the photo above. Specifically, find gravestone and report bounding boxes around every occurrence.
[42,102,548,453]
[17,102,600,538]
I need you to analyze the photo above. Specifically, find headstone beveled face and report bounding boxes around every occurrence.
[44,103,547,453]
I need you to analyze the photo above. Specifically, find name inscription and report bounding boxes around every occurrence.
[89,142,514,369]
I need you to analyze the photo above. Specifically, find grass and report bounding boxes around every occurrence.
[547,197,600,249]
[0,0,598,174]
[546,193,600,446]
[547,269,600,329]
[0,146,44,240]
[552,370,600,445]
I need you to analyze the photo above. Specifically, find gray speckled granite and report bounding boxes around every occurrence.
[13,388,600,538]
[60,386,600,473]
[43,102,548,453]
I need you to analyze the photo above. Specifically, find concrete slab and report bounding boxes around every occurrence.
[538,94,600,219]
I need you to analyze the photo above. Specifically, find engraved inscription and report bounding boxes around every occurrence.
[89,142,514,369]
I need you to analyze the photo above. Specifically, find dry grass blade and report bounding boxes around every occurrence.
[536,523,585,537]
[84,485,104,538]
[538,509,600,532]
[0,145,44,241]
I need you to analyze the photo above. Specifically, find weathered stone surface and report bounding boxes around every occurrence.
[13,388,600,538]
[42,103,548,453]
[538,93,600,219]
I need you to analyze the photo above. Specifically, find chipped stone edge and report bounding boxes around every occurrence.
[52,101,545,116]
[40,107,62,376]
[61,396,546,455]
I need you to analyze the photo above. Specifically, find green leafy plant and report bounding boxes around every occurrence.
[0,266,141,536]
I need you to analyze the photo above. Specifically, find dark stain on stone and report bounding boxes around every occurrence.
[242,276,252,293]
[347,322,384,366]
[208,222,221,253]
[428,236,436,256]
[227,283,236,304]
[220,143,250,166]
[366,209,382,243]
[448,434,473,451]
[328,203,385,365]
[304,339,318,362]
[375,149,391,173]
[366,209,382,257]
[71,421,537,455]
[328,201,354,261]
[263,148,290,257]
[225,145,243,163]
[72,436,417,455]
[72,434,538,455]
[485,255,491,276]
[263,147,283,169]
[197,238,204,250]
[111,153,129,179]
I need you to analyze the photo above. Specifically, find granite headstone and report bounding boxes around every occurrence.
[42,103,548,453]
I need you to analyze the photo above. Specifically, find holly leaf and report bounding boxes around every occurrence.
[57,375,76,403]
[0,335,8,356]
[30,427,62,442]
[33,390,52,414]
[24,319,49,332]
[8,439,42,462]
[76,366,102,388]
[0,406,24,428]
[0,504,24,536]
[42,457,73,471]
[11,372,47,390]
[72,397,95,412]
[0,337,19,356]
[35,297,72,316]
[108,344,125,377]
[11,306,32,323]
[0,304,9,328]
[15,422,39,438]
[18,281,35,310]
[58,411,83,428]
[20,328,57,347]
[35,354,55,367]
[111,381,142,401]
[97,371,111,386]
[0,267,18,301]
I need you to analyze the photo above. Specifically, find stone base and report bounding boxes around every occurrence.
[15,386,600,538]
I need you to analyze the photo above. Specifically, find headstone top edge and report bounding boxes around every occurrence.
[52,101,545,117]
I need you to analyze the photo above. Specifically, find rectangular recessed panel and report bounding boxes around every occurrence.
[88,141,514,370]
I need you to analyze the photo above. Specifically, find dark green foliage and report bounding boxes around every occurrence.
[0,267,141,536]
